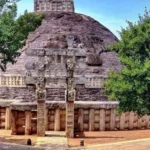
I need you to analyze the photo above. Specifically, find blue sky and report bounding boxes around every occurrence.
[17,0,150,38]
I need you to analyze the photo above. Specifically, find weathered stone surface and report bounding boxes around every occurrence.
[46,88,65,101]
[0,85,108,102]
[0,12,122,103]
[0,12,120,76]
[10,101,119,111]
[76,85,108,101]
[86,53,102,66]
[0,87,35,102]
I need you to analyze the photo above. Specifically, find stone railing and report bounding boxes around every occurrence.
[8,101,150,135]
[85,77,106,88]
[0,76,26,87]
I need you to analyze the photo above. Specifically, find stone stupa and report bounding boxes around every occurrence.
[0,0,121,103]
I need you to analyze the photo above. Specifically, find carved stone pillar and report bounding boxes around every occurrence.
[65,37,76,138]
[66,101,75,137]
[37,100,45,136]
[36,49,46,137]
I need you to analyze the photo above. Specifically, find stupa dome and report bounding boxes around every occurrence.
[0,12,121,76]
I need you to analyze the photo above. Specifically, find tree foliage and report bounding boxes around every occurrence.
[105,9,150,115]
[0,4,44,71]
[0,0,19,11]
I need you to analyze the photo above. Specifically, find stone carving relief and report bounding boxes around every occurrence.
[36,82,46,101]
[77,43,84,49]
[68,88,76,101]
[46,78,66,88]
[66,35,84,50]
[37,49,45,56]
[66,47,76,102]
[26,70,32,77]
[66,35,74,49]
[25,62,37,70]
[37,61,45,71]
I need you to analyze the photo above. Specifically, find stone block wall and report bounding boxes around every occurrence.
[0,86,36,102]
[0,86,108,102]
[46,88,65,101]
[46,85,108,102]
[76,85,108,101]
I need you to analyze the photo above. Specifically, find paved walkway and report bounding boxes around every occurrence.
[70,138,150,150]
[35,132,68,150]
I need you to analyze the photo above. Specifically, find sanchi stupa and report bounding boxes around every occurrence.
[0,0,149,137]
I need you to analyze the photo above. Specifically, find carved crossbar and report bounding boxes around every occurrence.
[25,76,107,88]
[25,48,86,57]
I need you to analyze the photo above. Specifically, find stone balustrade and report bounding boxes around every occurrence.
[85,77,106,88]
[0,76,26,87]
[7,101,150,135]
[0,101,149,135]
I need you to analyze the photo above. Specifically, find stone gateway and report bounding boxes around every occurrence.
[1,0,148,137]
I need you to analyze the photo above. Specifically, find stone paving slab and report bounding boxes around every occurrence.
[35,132,68,150]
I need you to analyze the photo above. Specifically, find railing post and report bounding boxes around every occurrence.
[5,107,11,130]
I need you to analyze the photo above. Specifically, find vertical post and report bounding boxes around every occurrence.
[54,108,60,131]
[36,49,46,137]
[66,35,76,138]
[25,110,32,135]
[129,112,134,130]
[11,110,17,135]
[100,109,105,131]
[110,109,116,130]
[78,109,84,132]
[120,113,125,130]
[66,101,74,137]
[138,117,142,129]
[5,107,11,130]
[37,102,45,136]
[45,108,49,131]
[89,109,94,131]
[145,115,150,129]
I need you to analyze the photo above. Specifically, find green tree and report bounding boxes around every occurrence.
[105,9,150,115]
[0,4,44,71]
[0,0,19,11]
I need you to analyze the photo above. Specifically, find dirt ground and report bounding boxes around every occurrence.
[0,130,150,148]
[68,130,150,147]
[0,130,37,146]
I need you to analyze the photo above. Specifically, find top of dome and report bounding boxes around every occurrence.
[26,12,118,54]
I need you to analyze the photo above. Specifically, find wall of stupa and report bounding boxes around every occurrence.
[0,87,36,102]
[0,86,107,102]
